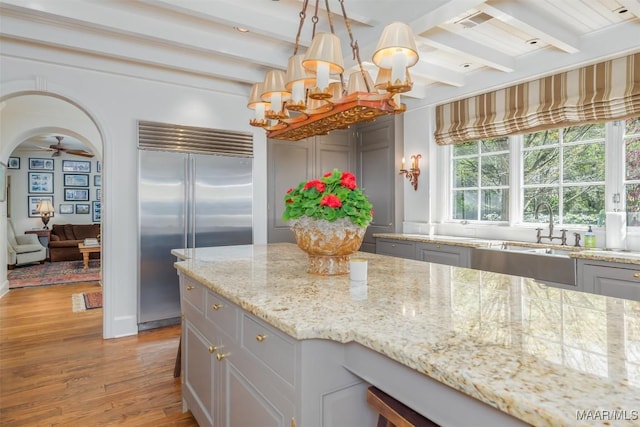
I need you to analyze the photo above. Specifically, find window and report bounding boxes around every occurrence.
[624,118,640,226]
[522,124,605,226]
[448,118,637,227]
[451,137,509,222]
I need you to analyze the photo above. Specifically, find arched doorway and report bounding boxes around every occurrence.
[0,92,106,327]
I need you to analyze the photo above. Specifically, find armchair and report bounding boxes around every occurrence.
[7,220,47,269]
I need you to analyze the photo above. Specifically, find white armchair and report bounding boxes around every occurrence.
[7,220,47,269]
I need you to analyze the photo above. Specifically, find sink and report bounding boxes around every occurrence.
[471,245,576,286]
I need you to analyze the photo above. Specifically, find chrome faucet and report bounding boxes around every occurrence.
[534,201,567,245]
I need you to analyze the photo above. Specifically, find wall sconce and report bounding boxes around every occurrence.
[400,154,421,190]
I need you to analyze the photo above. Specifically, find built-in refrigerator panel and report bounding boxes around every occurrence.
[138,150,186,327]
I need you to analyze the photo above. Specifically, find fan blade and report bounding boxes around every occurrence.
[65,149,95,158]
[37,145,56,151]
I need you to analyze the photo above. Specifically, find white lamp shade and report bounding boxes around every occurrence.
[302,33,344,75]
[347,70,376,94]
[372,22,419,69]
[261,70,291,102]
[285,53,316,91]
[36,200,55,214]
[248,83,265,108]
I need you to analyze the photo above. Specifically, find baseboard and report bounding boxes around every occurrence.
[0,279,9,298]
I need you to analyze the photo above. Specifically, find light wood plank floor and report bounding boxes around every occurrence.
[0,281,198,426]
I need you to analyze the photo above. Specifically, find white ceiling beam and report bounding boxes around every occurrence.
[622,0,640,17]
[418,32,515,72]
[411,61,465,87]
[409,0,488,34]
[479,1,581,53]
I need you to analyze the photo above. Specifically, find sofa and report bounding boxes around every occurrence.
[49,224,101,262]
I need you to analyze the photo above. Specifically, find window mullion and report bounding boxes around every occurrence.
[606,121,624,212]
[510,134,522,225]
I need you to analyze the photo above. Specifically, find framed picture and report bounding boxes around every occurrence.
[59,204,74,214]
[0,162,5,202]
[64,188,89,201]
[62,160,91,173]
[96,189,101,201]
[29,158,55,171]
[75,203,90,214]
[8,157,20,169]
[64,173,89,187]
[94,175,101,187]
[92,201,101,222]
[28,195,54,218]
[28,172,54,193]
[96,161,102,173]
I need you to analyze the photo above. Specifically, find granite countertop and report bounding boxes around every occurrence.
[374,233,640,265]
[174,243,640,427]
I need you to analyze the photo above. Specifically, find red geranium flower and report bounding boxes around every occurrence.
[320,194,342,208]
[340,171,357,190]
[303,179,326,193]
[286,198,294,204]
[286,187,294,194]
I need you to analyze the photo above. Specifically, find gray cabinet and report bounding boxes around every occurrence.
[578,259,640,300]
[356,116,403,253]
[267,131,355,243]
[416,242,471,268]
[180,275,376,427]
[376,238,416,259]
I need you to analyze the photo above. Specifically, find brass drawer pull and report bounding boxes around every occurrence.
[211,303,223,310]
[216,352,229,361]
[186,285,194,291]
[208,345,217,354]
[256,334,267,342]
[634,273,640,278]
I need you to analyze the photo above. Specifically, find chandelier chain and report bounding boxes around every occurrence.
[293,0,310,55]
[339,0,371,92]
[311,0,320,38]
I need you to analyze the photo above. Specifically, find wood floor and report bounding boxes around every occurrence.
[0,281,198,426]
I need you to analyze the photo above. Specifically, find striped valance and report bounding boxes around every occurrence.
[435,53,640,145]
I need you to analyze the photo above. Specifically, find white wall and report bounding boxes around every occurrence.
[0,56,268,338]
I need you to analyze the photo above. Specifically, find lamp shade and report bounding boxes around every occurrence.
[248,83,267,109]
[347,70,376,94]
[328,82,345,102]
[36,200,55,214]
[285,54,316,91]
[372,22,419,69]
[302,33,344,75]
[261,70,291,102]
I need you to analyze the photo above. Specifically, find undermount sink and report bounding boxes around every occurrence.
[471,244,577,286]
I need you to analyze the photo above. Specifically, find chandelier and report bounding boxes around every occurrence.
[247,0,419,141]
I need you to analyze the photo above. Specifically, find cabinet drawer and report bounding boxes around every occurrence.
[205,292,237,340]
[241,314,295,386]
[376,239,416,259]
[182,277,204,312]
[417,243,470,267]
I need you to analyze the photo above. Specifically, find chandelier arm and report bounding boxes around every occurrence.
[339,0,371,93]
[311,0,320,39]
[324,0,336,34]
[293,0,310,55]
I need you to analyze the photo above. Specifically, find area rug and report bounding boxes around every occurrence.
[8,260,101,289]
[72,291,103,312]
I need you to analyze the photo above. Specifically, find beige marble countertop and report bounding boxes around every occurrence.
[374,233,640,265]
[175,243,640,427]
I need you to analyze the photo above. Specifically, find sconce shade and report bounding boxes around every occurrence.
[302,33,344,75]
[248,83,266,108]
[372,22,419,69]
[36,200,55,214]
[347,70,376,95]
[261,70,291,102]
[285,53,316,90]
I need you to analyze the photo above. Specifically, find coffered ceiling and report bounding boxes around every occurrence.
[1,0,639,107]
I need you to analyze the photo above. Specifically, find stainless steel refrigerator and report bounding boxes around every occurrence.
[137,149,253,330]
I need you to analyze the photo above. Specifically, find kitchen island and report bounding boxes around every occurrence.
[174,243,640,427]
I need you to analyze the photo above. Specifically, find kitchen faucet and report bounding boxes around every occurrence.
[534,201,567,245]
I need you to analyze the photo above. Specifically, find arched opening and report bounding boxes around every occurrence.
[0,92,106,327]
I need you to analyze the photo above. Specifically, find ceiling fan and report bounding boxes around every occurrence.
[41,136,94,158]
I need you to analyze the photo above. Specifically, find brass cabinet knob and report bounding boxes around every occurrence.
[186,285,194,291]
[634,272,640,278]
[211,303,223,310]
[216,352,229,361]
[256,334,267,342]
[208,345,217,354]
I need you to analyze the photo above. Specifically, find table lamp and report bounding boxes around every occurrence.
[36,200,55,229]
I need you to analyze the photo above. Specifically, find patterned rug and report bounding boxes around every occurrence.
[72,291,102,312]
[8,260,101,289]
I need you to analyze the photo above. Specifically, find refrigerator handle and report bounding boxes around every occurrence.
[190,156,197,248]
[184,156,190,248]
